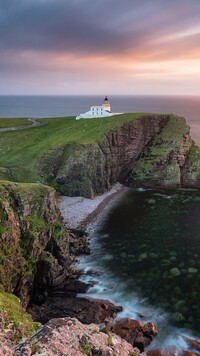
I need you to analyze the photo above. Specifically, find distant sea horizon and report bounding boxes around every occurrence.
[0,94,200,144]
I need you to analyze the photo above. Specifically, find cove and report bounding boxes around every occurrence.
[77,188,200,347]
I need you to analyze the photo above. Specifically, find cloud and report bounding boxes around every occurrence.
[0,0,200,58]
[1,0,200,94]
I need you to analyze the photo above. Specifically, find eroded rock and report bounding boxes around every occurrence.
[14,317,139,356]
[112,317,158,352]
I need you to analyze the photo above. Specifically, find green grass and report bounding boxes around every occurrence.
[0,118,30,128]
[0,290,40,341]
[0,113,155,183]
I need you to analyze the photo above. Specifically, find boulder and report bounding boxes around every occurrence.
[28,296,122,325]
[112,317,158,352]
[14,317,139,356]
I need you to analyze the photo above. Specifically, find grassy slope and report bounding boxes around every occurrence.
[0,113,152,182]
[0,118,30,128]
[0,291,39,342]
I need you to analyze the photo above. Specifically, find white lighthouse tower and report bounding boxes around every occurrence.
[102,96,111,112]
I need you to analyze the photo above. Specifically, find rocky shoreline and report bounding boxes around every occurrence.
[1,181,200,355]
[28,188,200,355]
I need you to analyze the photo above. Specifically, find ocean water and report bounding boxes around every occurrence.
[0,95,200,144]
[77,189,200,349]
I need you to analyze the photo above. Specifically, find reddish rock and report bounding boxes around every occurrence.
[14,317,139,356]
[111,317,158,352]
[179,351,198,356]
[143,322,158,340]
[146,348,199,356]
[182,336,200,353]
[147,349,163,356]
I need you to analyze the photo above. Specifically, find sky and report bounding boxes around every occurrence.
[1,0,200,95]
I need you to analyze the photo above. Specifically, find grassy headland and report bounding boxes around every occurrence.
[0,113,149,183]
[1,113,195,195]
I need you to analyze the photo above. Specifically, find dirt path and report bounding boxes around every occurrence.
[0,118,45,133]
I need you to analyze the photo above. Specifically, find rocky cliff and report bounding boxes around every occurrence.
[50,114,200,196]
[128,116,193,188]
[0,181,92,348]
[0,181,71,307]
[54,114,170,197]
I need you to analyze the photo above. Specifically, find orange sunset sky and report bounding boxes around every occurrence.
[1,0,200,95]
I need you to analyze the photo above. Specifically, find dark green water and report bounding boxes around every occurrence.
[97,188,200,334]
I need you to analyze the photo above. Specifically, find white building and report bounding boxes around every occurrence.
[76,97,113,120]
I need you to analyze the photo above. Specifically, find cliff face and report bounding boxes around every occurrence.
[128,116,193,188]
[55,115,170,197]
[181,144,200,187]
[52,114,200,196]
[0,181,70,307]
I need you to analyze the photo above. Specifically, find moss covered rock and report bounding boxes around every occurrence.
[0,180,69,307]
[0,291,40,344]
[129,116,193,188]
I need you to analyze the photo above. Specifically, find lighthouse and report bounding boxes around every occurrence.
[75,96,121,120]
[102,96,111,112]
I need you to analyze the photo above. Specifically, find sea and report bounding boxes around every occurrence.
[1,95,200,349]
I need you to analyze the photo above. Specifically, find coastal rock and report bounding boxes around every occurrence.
[28,296,122,325]
[145,348,198,356]
[14,317,139,356]
[0,180,91,310]
[111,318,158,352]
[0,181,72,307]
[183,336,200,353]
[181,144,200,188]
[129,117,193,189]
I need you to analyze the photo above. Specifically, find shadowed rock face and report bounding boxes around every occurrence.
[28,296,122,325]
[0,181,80,306]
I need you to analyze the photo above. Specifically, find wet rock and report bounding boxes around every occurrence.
[14,317,139,356]
[187,268,198,274]
[111,318,158,352]
[182,336,200,352]
[146,349,163,356]
[146,348,199,356]
[28,296,122,325]
[68,228,88,237]
[86,269,105,277]
[179,351,198,356]
[170,267,181,277]
[69,230,90,255]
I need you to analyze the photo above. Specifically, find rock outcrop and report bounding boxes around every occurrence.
[181,144,200,187]
[128,116,193,188]
[112,318,158,352]
[28,296,122,325]
[14,317,139,356]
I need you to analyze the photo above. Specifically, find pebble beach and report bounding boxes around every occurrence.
[57,183,126,229]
